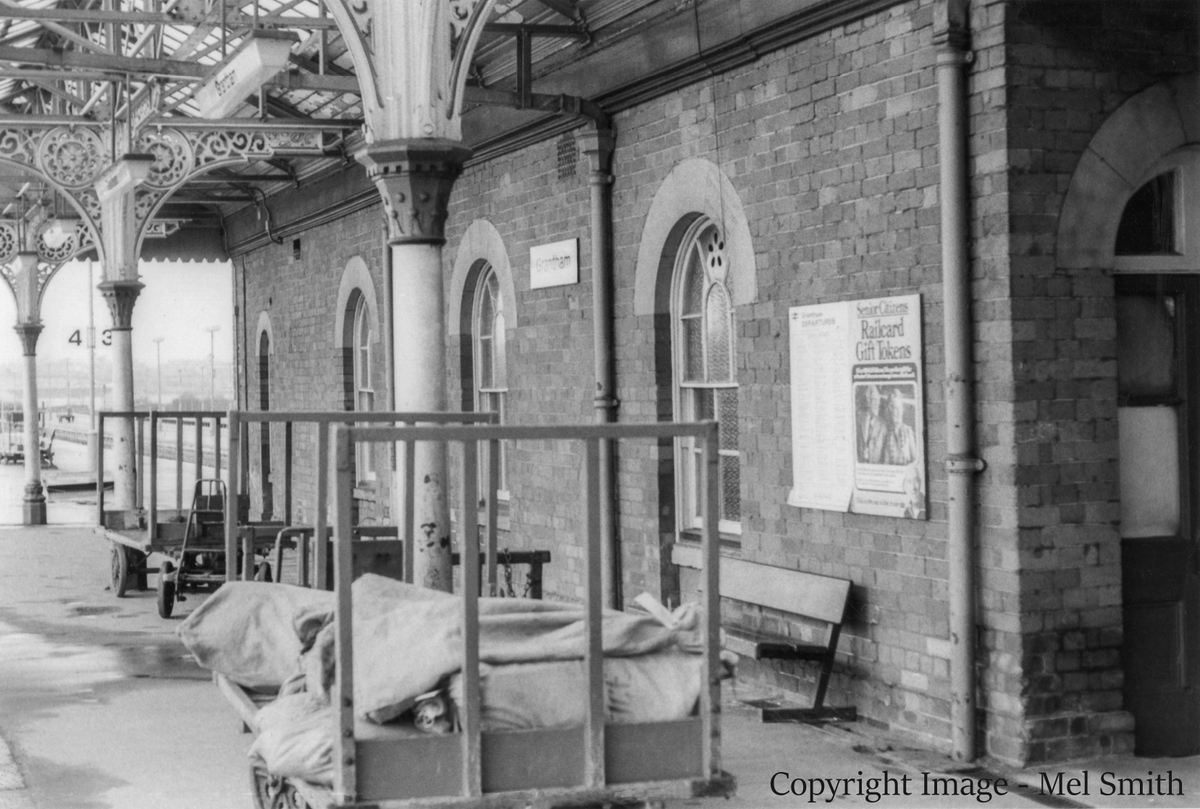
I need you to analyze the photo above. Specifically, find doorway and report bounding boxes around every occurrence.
[1117,274,1200,756]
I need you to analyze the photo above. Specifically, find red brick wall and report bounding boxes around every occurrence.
[234,195,393,528]
[228,0,1199,766]
[444,0,979,756]
[1005,0,1198,764]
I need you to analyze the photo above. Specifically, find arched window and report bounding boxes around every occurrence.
[352,294,375,481]
[1116,171,1178,256]
[673,219,740,534]
[473,265,508,495]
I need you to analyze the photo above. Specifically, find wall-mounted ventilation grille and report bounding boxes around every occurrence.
[557,135,577,180]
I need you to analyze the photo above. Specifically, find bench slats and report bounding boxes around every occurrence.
[721,627,829,661]
[671,544,850,624]
[673,545,852,716]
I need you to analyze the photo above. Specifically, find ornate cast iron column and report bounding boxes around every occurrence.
[12,249,46,525]
[98,278,144,511]
[94,156,153,512]
[360,141,471,593]
[324,0,492,596]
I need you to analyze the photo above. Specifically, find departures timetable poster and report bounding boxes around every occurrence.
[788,294,926,520]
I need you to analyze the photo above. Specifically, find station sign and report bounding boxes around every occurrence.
[529,238,579,289]
[196,32,298,119]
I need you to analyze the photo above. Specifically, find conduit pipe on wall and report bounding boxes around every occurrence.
[936,2,983,762]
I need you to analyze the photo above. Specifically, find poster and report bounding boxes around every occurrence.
[788,294,925,519]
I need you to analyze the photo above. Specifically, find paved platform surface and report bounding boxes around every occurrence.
[0,523,1197,809]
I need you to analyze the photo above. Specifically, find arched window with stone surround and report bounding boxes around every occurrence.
[673,218,740,535]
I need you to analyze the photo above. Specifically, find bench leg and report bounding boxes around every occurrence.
[812,658,832,710]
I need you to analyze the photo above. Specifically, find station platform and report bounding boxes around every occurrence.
[0,524,1197,809]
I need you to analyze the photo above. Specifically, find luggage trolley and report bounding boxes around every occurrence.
[215,420,733,809]
[95,410,232,598]
[156,478,276,618]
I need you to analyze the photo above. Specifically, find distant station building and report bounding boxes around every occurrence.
[1,0,1197,768]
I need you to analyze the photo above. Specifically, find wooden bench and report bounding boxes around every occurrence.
[672,545,855,722]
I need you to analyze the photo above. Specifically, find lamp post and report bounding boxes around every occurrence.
[206,326,220,412]
[152,337,164,410]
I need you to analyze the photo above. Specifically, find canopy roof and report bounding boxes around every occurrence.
[0,0,681,250]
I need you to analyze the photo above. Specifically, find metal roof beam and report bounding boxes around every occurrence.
[0,0,115,56]
[0,7,338,30]
[0,45,207,79]
[485,23,589,39]
[533,0,582,21]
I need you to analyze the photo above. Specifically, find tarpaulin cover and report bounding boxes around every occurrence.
[179,576,706,785]
[179,576,702,718]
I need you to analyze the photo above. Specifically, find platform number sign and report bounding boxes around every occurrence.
[68,328,111,347]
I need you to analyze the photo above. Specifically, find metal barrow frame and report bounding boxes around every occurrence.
[219,409,498,589]
[95,410,232,597]
[98,409,496,600]
[217,420,733,809]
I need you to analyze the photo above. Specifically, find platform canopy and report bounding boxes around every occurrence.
[0,0,718,262]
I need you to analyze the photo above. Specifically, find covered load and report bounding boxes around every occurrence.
[178,576,710,786]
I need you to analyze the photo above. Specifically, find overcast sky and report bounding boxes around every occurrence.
[0,259,234,365]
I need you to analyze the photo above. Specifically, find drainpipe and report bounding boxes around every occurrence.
[464,85,622,606]
[936,0,983,762]
[577,126,620,609]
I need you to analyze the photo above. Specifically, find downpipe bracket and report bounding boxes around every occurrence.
[945,455,985,474]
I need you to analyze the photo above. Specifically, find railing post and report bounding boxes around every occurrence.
[700,422,720,778]
[315,420,329,591]
[149,411,158,542]
[582,437,606,788]
[225,410,240,583]
[285,420,293,524]
[404,436,415,584]
[175,416,183,511]
[215,414,223,480]
[459,437,482,798]
[332,425,357,803]
[135,415,145,510]
[485,436,499,597]
[195,416,203,483]
[95,415,105,525]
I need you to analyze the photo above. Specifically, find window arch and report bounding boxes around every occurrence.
[1111,150,1200,273]
[673,218,740,534]
[472,264,508,495]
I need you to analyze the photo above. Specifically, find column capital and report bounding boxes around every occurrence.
[13,322,42,356]
[98,279,144,330]
[357,139,472,245]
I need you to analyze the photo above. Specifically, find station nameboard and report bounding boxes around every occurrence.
[529,238,579,289]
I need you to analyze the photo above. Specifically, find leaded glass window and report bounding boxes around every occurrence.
[474,267,508,496]
[674,220,740,534]
[352,294,374,481]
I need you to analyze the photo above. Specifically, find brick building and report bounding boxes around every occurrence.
[217,0,1200,767]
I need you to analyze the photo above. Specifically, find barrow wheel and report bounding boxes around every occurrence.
[157,560,175,619]
[250,763,310,809]
[110,543,130,598]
